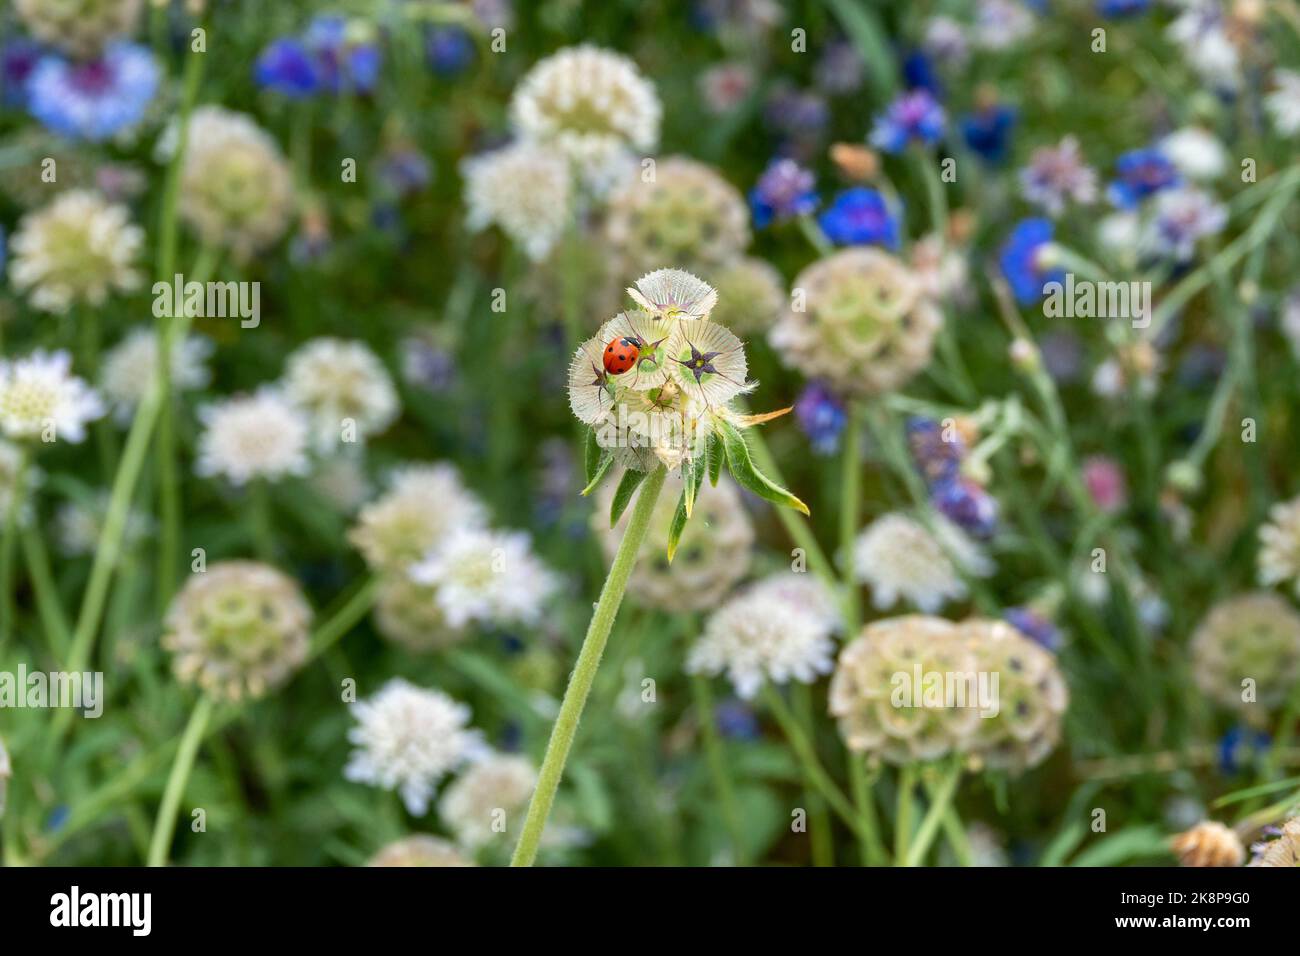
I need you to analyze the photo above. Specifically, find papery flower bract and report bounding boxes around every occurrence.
[1171,821,1245,867]
[1259,496,1300,599]
[195,389,311,486]
[870,89,945,153]
[13,0,143,57]
[99,327,211,424]
[0,349,105,443]
[7,189,143,313]
[348,463,488,573]
[367,835,475,867]
[282,338,399,450]
[438,752,538,849]
[26,42,158,142]
[1191,593,1300,714]
[163,561,312,701]
[461,141,572,261]
[666,318,750,408]
[1019,136,1098,217]
[817,187,899,249]
[1250,818,1300,867]
[706,257,786,335]
[1107,148,1180,209]
[998,217,1062,305]
[627,269,718,321]
[748,158,818,227]
[344,678,484,815]
[853,512,992,612]
[409,527,558,630]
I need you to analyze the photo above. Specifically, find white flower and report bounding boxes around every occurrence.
[687,573,840,698]
[1019,136,1098,217]
[509,45,661,193]
[1097,211,1141,259]
[409,527,558,630]
[1160,127,1228,181]
[971,0,1035,50]
[626,269,717,321]
[195,389,310,485]
[922,16,969,66]
[461,141,572,261]
[853,512,992,613]
[0,350,105,443]
[1142,187,1227,262]
[7,190,143,313]
[349,463,489,572]
[1168,5,1240,91]
[345,679,484,816]
[438,752,537,849]
[55,491,153,556]
[282,338,399,450]
[1260,496,1300,598]
[1266,70,1300,137]
[100,327,212,423]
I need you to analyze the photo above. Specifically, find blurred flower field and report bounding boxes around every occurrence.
[1,0,1300,868]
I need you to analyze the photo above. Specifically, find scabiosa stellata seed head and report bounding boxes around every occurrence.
[1250,817,1300,867]
[166,106,295,258]
[344,678,485,815]
[748,158,818,228]
[1172,821,1245,867]
[706,257,786,336]
[1259,496,1300,599]
[870,89,945,153]
[461,141,572,262]
[163,561,312,702]
[1018,136,1098,217]
[25,42,158,142]
[817,187,899,249]
[282,338,399,451]
[367,834,475,867]
[627,268,719,321]
[795,380,846,455]
[349,463,488,573]
[195,389,311,487]
[1191,592,1300,715]
[438,752,538,849]
[509,45,660,194]
[771,247,942,396]
[0,349,105,443]
[7,189,143,313]
[998,217,1063,306]
[853,512,993,613]
[13,0,144,57]
[99,327,211,424]
[1107,148,1181,209]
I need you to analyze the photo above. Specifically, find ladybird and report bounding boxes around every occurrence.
[602,336,641,375]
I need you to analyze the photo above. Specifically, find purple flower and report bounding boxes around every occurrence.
[254,38,319,97]
[1019,136,1098,216]
[426,26,476,77]
[1,38,44,106]
[906,416,964,484]
[762,85,830,140]
[1004,607,1061,651]
[870,89,946,153]
[305,15,381,94]
[26,43,159,142]
[749,159,819,228]
[1107,148,1180,209]
[998,218,1063,306]
[795,381,846,455]
[932,476,998,539]
[814,40,863,94]
[817,188,899,249]
[961,104,1017,163]
[715,699,761,741]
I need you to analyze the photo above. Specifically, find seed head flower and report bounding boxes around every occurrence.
[0,349,105,443]
[1191,592,1300,715]
[7,189,143,313]
[706,257,786,336]
[367,834,475,867]
[409,527,558,630]
[196,389,311,486]
[1250,817,1300,867]
[163,561,313,701]
[13,0,143,57]
[345,678,484,815]
[771,247,942,396]
[509,45,660,193]
[99,327,211,423]
[1259,496,1300,598]
[282,338,399,450]
[1172,821,1245,867]
[461,141,572,261]
[853,512,993,613]
[373,575,467,653]
[627,269,718,322]
[438,752,538,849]
[349,463,488,573]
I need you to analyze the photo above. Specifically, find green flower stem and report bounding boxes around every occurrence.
[905,762,962,866]
[846,758,888,865]
[691,674,747,865]
[894,764,917,865]
[0,445,31,652]
[511,465,668,867]
[249,480,276,562]
[797,214,833,257]
[794,682,834,866]
[146,695,214,867]
[1044,244,1112,284]
[20,523,71,658]
[839,402,863,630]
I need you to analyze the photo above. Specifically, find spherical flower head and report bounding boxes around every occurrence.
[817,187,899,249]
[1259,496,1300,598]
[594,473,754,612]
[1107,148,1181,209]
[1191,592,1300,714]
[163,561,313,701]
[282,338,399,450]
[509,45,661,193]
[706,257,786,336]
[14,0,143,57]
[1142,187,1227,263]
[409,527,559,630]
[795,380,846,455]
[1019,136,1098,217]
[1172,821,1245,867]
[603,156,750,277]
[344,678,484,815]
[771,247,942,396]
[0,349,105,443]
[348,463,488,573]
[26,42,158,142]
[169,106,295,258]
[366,834,475,867]
[100,327,211,424]
[853,512,993,613]
[0,130,98,209]
[7,189,143,313]
[373,574,468,653]
[438,752,538,849]
[870,89,946,153]
[749,158,818,228]
[1266,69,1300,137]
[196,389,310,487]
[1250,817,1300,867]
[687,572,839,698]
[461,141,572,261]
[972,0,1037,50]
[998,217,1063,306]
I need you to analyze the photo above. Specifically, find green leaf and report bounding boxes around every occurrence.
[609,468,648,526]
[666,487,690,563]
[580,449,614,497]
[583,428,601,484]
[1069,826,1172,867]
[682,452,702,519]
[707,433,722,486]
[717,418,810,516]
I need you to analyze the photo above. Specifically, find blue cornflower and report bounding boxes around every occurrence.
[26,43,159,142]
[961,103,1017,163]
[1097,0,1150,16]
[1218,726,1270,775]
[817,187,899,249]
[1107,148,1180,209]
[1004,607,1061,652]
[304,15,381,94]
[254,37,319,97]
[901,50,942,98]
[932,475,998,539]
[426,25,476,77]
[870,89,945,153]
[906,416,964,484]
[795,381,846,455]
[715,699,761,741]
[1,37,44,106]
[998,218,1063,305]
[749,158,818,228]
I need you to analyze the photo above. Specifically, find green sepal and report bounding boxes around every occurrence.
[583,428,602,484]
[716,418,810,516]
[666,487,689,564]
[707,433,722,486]
[609,468,648,527]
[580,448,615,498]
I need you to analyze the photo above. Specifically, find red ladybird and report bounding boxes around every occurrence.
[602,336,641,375]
